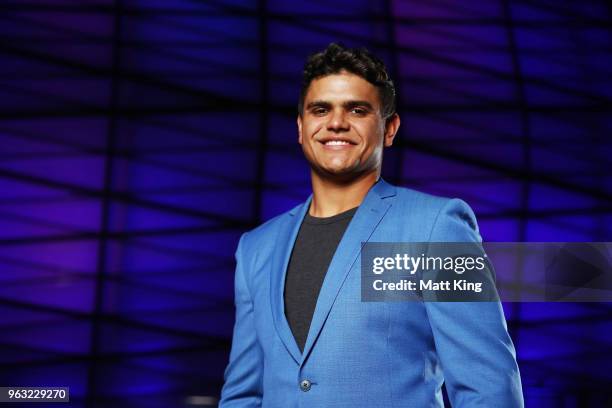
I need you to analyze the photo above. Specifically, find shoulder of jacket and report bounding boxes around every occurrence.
[393,184,453,214]
[240,201,303,251]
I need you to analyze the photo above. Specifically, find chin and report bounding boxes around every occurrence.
[315,167,361,182]
[320,163,355,175]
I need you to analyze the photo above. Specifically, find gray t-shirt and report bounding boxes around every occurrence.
[284,206,358,353]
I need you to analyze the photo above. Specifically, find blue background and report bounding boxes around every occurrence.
[0,0,610,407]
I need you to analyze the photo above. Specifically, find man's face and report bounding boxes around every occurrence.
[297,71,399,181]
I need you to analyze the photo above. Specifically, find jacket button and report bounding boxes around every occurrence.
[299,379,311,392]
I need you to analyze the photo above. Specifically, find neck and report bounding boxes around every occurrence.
[309,170,379,217]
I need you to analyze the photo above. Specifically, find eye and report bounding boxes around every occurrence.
[311,107,328,116]
[350,107,368,116]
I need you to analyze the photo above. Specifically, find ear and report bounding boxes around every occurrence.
[383,113,400,147]
[297,115,303,145]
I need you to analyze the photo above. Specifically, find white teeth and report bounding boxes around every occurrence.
[324,140,350,145]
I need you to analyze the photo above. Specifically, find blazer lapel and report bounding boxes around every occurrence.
[269,195,312,364]
[301,179,396,363]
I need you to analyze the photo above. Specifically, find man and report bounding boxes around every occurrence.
[220,43,523,407]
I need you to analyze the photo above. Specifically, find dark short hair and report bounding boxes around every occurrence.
[298,43,396,119]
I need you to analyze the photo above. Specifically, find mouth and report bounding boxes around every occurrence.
[318,138,357,147]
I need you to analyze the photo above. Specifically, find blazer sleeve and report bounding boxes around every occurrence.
[219,233,264,407]
[423,198,524,407]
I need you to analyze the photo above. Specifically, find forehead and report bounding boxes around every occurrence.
[304,72,380,106]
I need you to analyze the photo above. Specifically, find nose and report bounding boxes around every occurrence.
[326,109,349,132]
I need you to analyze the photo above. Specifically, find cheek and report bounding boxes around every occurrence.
[357,124,384,150]
[304,123,324,143]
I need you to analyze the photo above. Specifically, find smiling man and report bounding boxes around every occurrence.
[220,43,523,407]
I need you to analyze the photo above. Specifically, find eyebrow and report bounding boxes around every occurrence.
[305,100,375,111]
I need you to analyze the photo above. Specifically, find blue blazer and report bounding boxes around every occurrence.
[220,179,523,407]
